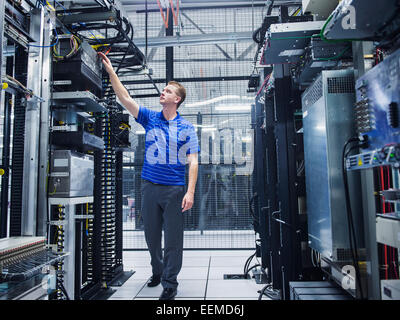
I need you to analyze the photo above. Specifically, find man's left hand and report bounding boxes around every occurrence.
[181,192,194,212]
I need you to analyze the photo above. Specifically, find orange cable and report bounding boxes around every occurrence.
[169,0,179,25]
[157,0,170,28]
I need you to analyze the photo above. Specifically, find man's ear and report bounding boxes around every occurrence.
[175,96,182,105]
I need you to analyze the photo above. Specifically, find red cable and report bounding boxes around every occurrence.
[256,74,271,96]
[380,166,386,214]
[387,166,392,212]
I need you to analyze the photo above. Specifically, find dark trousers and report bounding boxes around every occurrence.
[141,179,185,289]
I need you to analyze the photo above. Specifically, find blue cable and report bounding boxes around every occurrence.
[52,0,68,13]
[29,1,60,48]
[76,22,102,43]
[51,1,101,44]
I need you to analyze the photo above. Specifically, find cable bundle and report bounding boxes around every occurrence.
[258,283,281,300]
[52,34,81,61]
[376,166,400,281]
[342,136,368,299]
[243,252,259,278]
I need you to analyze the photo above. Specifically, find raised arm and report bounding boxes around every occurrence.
[98,52,140,119]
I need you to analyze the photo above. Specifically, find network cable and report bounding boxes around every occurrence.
[342,136,368,300]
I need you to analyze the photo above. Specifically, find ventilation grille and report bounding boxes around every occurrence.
[302,75,323,108]
[336,248,354,261]
[327,76,355,94]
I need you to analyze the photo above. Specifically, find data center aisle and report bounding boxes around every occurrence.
[107,250,267,300]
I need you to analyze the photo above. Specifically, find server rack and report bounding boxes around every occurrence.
[252,88,270,282]
[255,67,314,300]
[9,47,28,237]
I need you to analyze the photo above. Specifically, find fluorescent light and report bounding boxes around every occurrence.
[202,127,217,132]
[135,130,145,135]
[242,136,252,143]
[185,95,254,108]
[193,124,215,128]
[214,104,252,111]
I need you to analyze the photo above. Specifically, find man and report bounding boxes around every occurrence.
[98,52,199,300]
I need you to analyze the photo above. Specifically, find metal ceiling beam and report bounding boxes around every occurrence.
[181,12,232,60]
[120,0,266,9]
[133,4,265,13]
[146,25,165,62]
[117,75,251,86]
[237,43,256,60]
[120,0,301,13]
[131,31,253,48]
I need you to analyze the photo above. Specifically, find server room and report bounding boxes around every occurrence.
[0,0,399,303]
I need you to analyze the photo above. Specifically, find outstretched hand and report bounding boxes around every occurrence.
[98,52,114,74]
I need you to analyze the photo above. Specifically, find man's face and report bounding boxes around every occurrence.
[159,85,181,107]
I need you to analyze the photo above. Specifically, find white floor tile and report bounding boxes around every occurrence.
[119,250,265,300]
[205,297,260,300]
[209,250,255,257]
[126,267,152,280]
[134,297,205,300]
[207,266,245,280]
[110,280,146,298]
[123,258,151,267]
[182,256,210,267]
[209,256,247,267]
[135,280,207,298]
[176,280,207,298]
[180,250,213,257]
[123,251,151,259]
[205,280,262,298]
[109,291,141,300]
[135,285,164,298]
[178,267,209,280]
[108,296,134,300]
[118,280,147,289]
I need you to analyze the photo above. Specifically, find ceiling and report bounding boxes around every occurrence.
[119,0,302,14]
[120,0,268,13]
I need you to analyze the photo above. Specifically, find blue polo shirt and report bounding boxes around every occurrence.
[136,106,200,185]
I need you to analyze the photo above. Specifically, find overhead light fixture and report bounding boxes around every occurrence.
[201,127,217,132]
[242,136,252,143]
[214,104,252,111]
[185,95,254,108]
[193,124,215,128]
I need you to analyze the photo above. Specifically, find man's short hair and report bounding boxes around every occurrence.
[168,81,186,108]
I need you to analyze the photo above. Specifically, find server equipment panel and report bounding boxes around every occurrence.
[302,69,364,261]
[346,48,400,170]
